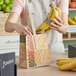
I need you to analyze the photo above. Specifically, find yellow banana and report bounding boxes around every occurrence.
[36,5,61,33]
[45,7,61,32]
[57,58,76,66]
[71,68,76,71]
[57,58,72,62]
[68,23,70,25]
[45,6,58,32]
[55,7,61,17]
[45,27,52,32]
[59,58,76,71]
[36,6,54,33]
[73,16,76,22]
[68,16,76,25]
[57,59,72,66]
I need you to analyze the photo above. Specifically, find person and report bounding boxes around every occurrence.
[5,0,69,52]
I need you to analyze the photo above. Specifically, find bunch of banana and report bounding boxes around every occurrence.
[36,4,61,33]
[73,16,76,22]
[68,16,76,25]
[57,58,76,71]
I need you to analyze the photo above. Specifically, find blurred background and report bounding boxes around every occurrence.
[0,0,76,55]
[64,0,76,52]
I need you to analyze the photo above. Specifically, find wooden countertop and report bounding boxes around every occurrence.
[16,52,76,76]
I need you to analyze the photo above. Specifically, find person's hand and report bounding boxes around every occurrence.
[50,16,68,34]
[13,24,33,36]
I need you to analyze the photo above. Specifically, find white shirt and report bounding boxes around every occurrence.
[27,0,65,53]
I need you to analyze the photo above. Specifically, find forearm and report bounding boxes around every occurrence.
[5,12,20,32]
[61,13,68,26]
[61,13,68,33]
[5,21,18,32]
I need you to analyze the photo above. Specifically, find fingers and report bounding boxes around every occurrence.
[24,27,32,35]
[50,23,59,30]
[26,26,33,35]
[16,24,33,36]
[21,30,28,36]
[50,26,55,30]
[52,19,62,27]
[50,17,63,30]
[17,29,28,36]
[21,26,33,36]
[55,16,63,23]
